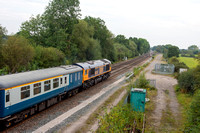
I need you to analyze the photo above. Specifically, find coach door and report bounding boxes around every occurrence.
[5,90,11,107]
[60,75,69,90]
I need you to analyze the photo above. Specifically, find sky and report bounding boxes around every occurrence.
[0,0,200,49]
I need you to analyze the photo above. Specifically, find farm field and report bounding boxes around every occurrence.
[178,57,198,68]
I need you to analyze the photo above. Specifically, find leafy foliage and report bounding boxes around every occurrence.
[33,45,65,68]
[114,43,131,60]
[70,20,102,62]
[0,24,7,44]
[97,104,144,132]
[168,57,188,73]
[167,46,179,58]
[0,0,151,74]
[135,73,150,88]
[178,70,195,93]
[185,90,200,132]
[114,35,138,59]
[130,37,150,55]
[152,44,179,58]
[84,16,117,62]
[1,36,35,73]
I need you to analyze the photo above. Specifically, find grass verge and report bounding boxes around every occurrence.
[175,86,192,131]
[144,88,157,133]
[75,86,128,133]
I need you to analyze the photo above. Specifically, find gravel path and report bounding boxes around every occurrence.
[144,54,180,131]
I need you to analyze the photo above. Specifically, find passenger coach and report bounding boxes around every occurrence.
[0,65,82,127]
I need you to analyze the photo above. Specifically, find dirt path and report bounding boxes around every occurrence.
[144,54,181,132]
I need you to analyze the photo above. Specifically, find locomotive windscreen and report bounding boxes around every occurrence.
[106,65,110,71]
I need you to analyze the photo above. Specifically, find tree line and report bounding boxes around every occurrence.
[0,0,150,74]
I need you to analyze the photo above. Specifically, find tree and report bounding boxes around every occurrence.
[0,24,7,44]
[20,15,46,45]
[167,46,179,58]
[188,45,199,55]
[114,43,131,60]
[0,24,7,68]
[84,16,117,62]
[1,36,35,73]
[188,45,199,51]
[114,35,138,58]
[44,0,81,35]
[86,38,102,60]
[115,35,129,47]
[20,0,81,53]
[130,37,150,55]
[43,0,81,51]
[70,20,101,62]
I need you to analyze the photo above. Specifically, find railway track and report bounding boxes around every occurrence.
[3,54,151,132]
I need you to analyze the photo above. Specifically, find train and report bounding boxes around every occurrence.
[0,59,111,127]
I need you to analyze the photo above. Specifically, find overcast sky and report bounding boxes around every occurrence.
[0,0,200,49]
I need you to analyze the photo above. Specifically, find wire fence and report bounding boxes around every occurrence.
[153,63,175,74]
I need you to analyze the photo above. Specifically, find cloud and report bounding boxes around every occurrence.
[0,0,200,48]
[80,0,200,48]
[0,0,49,34]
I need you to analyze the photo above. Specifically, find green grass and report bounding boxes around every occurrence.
[178,57,198,68]
[175,86,193,132]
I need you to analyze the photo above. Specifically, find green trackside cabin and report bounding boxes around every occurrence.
[130,88,146,112]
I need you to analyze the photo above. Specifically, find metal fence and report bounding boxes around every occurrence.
[153,63,175,74]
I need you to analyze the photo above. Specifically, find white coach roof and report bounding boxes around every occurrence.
[0,65,82,90]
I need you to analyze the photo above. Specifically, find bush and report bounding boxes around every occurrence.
[33,45,65,68]
[97,104,144,132]
[178,70,195,93]
[135,73,150,88]
[168,57,188,73]
[1,36,35,73]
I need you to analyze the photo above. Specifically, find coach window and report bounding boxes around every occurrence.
[34,83,41,95]
[44,80,51,91]
[21,86,30,99]
[75,73,77,81]
[6,92,10,102]
[78,72,80,80]
[65,77,67,84]
[85,70,87,75]
[53,78,59,88]
[70,74,72,83]
[60,78,63,85]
